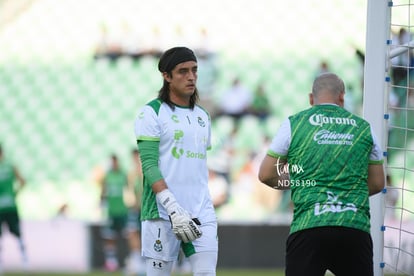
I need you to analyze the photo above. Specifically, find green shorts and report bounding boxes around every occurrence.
[0,209,21,237]
[101,214,128,239]
[127,208,141,232]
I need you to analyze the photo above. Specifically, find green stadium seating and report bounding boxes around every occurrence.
[3,0,412,222]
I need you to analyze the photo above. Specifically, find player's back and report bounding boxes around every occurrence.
[287,104,374,234]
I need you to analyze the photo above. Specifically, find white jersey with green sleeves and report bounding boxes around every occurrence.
[267,104,384,234]
[134,99,216,223]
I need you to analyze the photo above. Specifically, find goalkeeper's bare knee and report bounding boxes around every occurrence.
[145,258,173,276]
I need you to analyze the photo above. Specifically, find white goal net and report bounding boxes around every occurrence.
[379,0,414,275]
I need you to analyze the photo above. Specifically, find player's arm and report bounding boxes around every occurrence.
[258,118,291,190]
[258,154,290,190]
[367,127,386,196]
[125,172,137,208]
[137,140,202,242]
[367,163,385,196]
[13,167,25,192]
[100,176,107,203]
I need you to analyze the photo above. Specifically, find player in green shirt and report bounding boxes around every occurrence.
[100,154,129,272]
[124,148,145,275]
[258,73,385,276]
[0,145,27,272]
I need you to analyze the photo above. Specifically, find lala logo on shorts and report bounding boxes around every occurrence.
[153,239,163,252]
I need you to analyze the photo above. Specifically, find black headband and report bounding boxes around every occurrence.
[158,47,197,73]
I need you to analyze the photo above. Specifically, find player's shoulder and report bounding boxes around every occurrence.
[136,99,167,120]
[343,110,371,128]
[144,98,163,115]
[195,104,211,120]
[288,106,312,120]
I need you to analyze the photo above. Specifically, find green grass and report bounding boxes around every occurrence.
[2,270,403,276]
[2,269,284,276]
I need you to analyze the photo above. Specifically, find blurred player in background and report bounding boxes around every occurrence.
[100,154,129,272]
[258,73,385,276]
[0,144,28,273]
[124,148,145,275]
[134,46,218,276]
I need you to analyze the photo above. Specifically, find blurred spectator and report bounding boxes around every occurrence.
[344,84,358,114]
[54,203,69,220]
[94,22,162,62]
[391,28,413,87]
[195,28,219,117]
[316,60,330,76]
[94,23,123,62]
[207,169,229,209]
[194,27,214,59]
[216,77,253,126]
[252,136,291,214]
[0,144,28,273]
[351,44,365,98]
[385,174,399,221]
[208,126,239,202]
[249,83,271,121]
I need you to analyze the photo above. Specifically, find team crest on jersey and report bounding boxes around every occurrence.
[153,239,163,252]
[171,114,179,123]
[197,117,205,127]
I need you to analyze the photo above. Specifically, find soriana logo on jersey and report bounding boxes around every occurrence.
[171,129,206,160]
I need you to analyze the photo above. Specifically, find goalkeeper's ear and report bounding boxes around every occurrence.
[309,93,315,106]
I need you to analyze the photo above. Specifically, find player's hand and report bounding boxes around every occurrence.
[156,189,203,242]
[169,212,202,243]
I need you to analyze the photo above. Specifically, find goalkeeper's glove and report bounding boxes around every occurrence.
[156,189,202,243]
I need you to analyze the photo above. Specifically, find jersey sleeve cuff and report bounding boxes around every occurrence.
[267,150,287,159]
[369,159,384,165]
[136,136,160,142]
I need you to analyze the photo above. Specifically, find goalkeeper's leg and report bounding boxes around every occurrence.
[145,258,174,276]
[188,251,218,276]
[141,219,181,275]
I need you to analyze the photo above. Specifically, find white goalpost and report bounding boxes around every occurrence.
[363,1,389,276]
[365,1,414,275]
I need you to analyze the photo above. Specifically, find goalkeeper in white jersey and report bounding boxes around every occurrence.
[134,47,218,276]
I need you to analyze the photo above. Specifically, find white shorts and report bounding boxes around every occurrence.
[141,219,218,262]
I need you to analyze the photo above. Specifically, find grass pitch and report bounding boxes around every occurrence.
[2,269,284,276]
